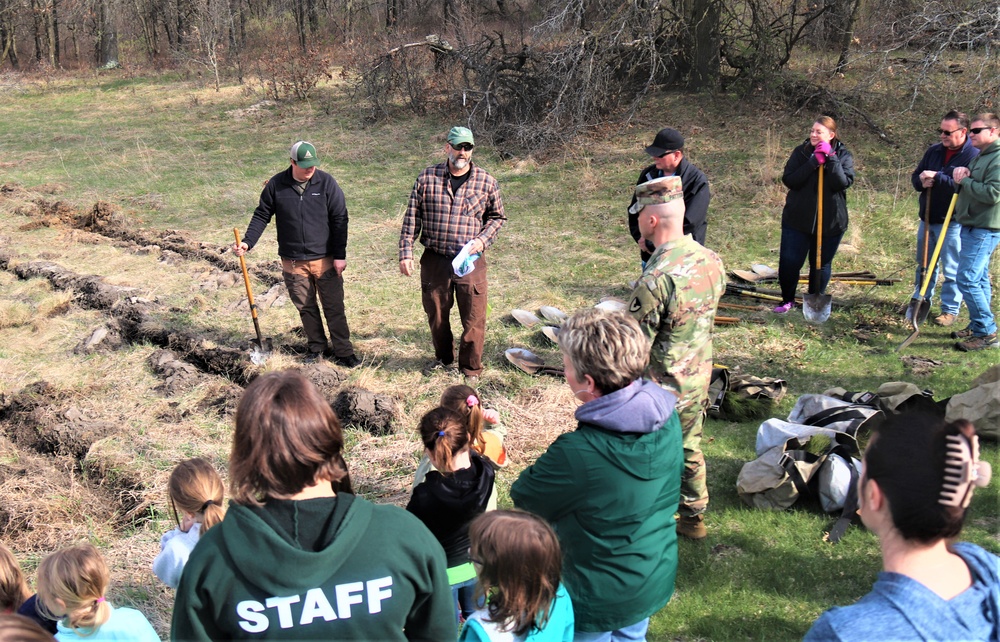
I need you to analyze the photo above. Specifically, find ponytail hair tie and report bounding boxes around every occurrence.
[96,597,105,604]
[437,431,446,438]
[201,499,216,512]
[940,433,992,508]
[466,395,479,408]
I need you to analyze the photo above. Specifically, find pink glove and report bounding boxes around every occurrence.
[814,140,832,155]
[814,150,826,165]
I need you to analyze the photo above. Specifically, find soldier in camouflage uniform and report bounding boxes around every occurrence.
[628,175,725,540]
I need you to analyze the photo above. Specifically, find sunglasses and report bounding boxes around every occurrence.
[970,126,994,135]
[657,150,679,158]
[450,143,474,151]
[937,128,962,135]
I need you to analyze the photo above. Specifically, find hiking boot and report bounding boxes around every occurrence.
[333,353,362,368]
[772,301,795,315]
[677,515,707,540]
[951,326,974,340]
[303,352,323,364]
[955,333,999,352]
[934,313,957,327]
[422,359,457,376]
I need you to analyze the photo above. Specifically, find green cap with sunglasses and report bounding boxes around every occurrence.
[448,126,475,147]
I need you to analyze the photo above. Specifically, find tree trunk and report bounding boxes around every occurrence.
[96,0,119,66]
[294,0,306,50]
[0,22,19,69]
[47,0,59,67]
[31,0,44,62]
[682,0,720,89]
[835,0,862,72]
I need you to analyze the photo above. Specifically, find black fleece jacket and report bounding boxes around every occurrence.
[243,167,349,260]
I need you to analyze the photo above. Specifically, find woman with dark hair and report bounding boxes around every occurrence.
[773,115,855,314]
[171,370,454,641]
[805,414,998,640]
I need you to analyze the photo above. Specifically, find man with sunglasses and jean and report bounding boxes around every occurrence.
[400,126,507,383]
[951,113,1000,351]
[627,128,711,267]
[909,110,979,327]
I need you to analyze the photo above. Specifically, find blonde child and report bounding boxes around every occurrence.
[460,510,574,641]
[1,542,57,633]
[0,542,30,614]
[413,385,507,509]
[407,407,496,622]
[152,458,225,589]
[36,543,160,641]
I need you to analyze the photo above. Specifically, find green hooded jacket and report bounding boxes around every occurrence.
[955,138,1000,230]
[170,494,455,641]
[510,380,683,632]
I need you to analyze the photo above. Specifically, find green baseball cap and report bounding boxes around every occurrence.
[290,141,319,168]
[447,127,475,147]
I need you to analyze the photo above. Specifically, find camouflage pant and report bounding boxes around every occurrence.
[677,399,708,517]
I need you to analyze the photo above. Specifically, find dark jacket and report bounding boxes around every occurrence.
[406,451,495,568]
[911,137,980,224]
[171,494,454,641]
[510,379,682,632]
[781,139,855,236]
[243,167,349,261]
[628,157,711,257]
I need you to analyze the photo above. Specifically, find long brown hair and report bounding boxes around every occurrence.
[418,407,469,473]
[440,384,486,452]
[231,370,352,505]
[469,510,562,637]
[0,614,55,642]
[36,544,111,634]
[168,458,225,535]
[0,543,30,613]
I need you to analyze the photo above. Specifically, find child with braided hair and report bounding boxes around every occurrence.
[407,406,496,623]
[805,414,997,640]
[153,458,225,589]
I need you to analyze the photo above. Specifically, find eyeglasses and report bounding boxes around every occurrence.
[938,128,962,135]
[970,126,995,135]
[450,143,474,151]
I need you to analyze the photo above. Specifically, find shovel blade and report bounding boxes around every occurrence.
[505,348,545,375]
[802,293,832,324]
[904,298,931,325]
[248,338,273,365]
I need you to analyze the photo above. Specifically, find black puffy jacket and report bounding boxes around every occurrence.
[781,139,854,235]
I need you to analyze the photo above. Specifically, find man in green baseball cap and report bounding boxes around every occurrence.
[233,140,361,368]
[399,126,507,385]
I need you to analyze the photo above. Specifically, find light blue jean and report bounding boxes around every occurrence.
[912,220,963,314]
[957,226,1000,337]
[451,577,481,623]
[574,617,650,642]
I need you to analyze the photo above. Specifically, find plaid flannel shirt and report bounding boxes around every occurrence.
[399,162,506,261]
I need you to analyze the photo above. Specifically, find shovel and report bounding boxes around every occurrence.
[905,186,933,324]
[803,167,833,324]
[234,228,273,365]
[504,348,565,377]
[898,192,959,351]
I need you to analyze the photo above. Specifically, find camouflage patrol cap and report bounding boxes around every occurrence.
[634,175,683,206]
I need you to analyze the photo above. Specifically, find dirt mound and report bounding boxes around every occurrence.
[334,386,402,436]
[0,381,115,460]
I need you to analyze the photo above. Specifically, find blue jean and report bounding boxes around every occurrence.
[778,226,845,304]
[451,577,481,622]
[912,220,963,314]
[574,617,650,642]
[957,226,1000,336]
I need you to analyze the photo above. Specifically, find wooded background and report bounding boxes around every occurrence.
[1,0,998,154]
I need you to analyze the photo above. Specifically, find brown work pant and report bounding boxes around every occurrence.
[420,250,488,376]
[281,256,353,358]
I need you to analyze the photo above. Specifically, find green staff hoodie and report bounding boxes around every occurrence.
[170,493,455,641]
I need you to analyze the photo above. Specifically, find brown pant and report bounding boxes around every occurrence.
[420,249,488,376]
[281,257,354,358]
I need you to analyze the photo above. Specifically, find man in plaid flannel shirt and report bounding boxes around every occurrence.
[399,126,507,381]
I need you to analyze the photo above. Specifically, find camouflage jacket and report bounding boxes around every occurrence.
[629,235,725,412]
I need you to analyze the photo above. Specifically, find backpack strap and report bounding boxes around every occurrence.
[780,450,822,498]
[826,445,860,544]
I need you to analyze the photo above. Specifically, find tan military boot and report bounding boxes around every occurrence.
[677,514,707,540]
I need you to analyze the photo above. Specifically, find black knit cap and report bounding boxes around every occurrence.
[645,128,685,156]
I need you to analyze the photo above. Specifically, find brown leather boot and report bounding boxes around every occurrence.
[677,515,707,540]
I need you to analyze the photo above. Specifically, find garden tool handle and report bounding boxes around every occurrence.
[234,229,265,345]
[816,167,823,271]
[921,185,931,270]
[918,193,959,297]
